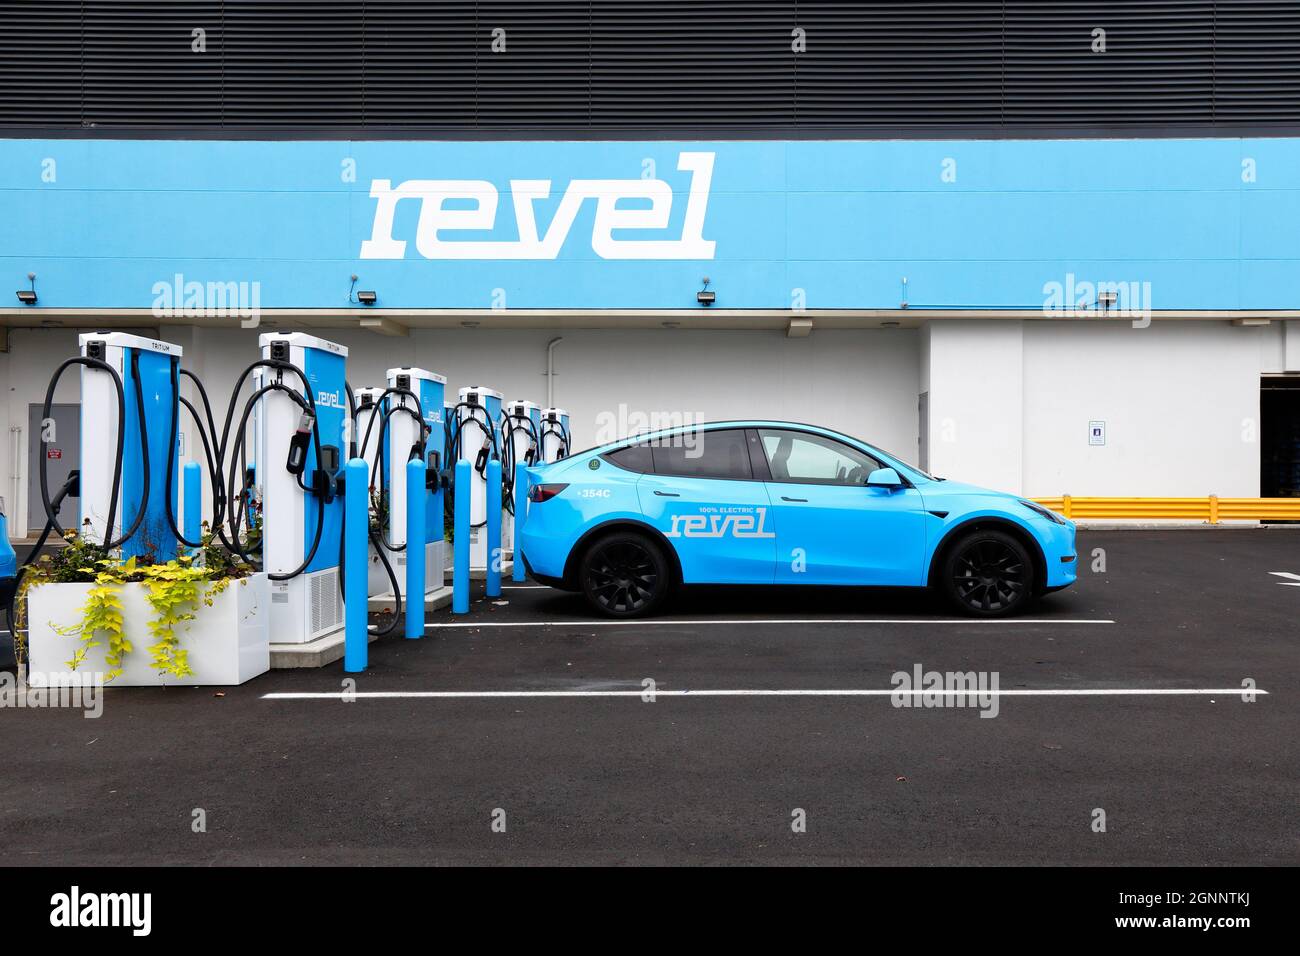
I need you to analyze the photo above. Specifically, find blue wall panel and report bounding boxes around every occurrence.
[2,137,1298,311]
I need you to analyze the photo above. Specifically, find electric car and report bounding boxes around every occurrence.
[517,421,1077,618]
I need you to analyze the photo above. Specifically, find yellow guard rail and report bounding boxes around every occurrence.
[1031,496,1300,524]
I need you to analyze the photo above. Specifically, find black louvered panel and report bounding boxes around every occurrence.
[477,1,591,127]
[590,0,795,126]
[83,1,223,127]
[0,1,83,125]
[363,1,477,127]
[2,2,1300,134]
[796,2,1003,126]
[221,1,364,127]
[1004,1,1215,124]
[1215,0,1300,122]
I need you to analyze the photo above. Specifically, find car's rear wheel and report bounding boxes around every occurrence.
[580,531,671,618]
[940,530,1035,617]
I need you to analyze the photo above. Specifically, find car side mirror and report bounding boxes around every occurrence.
[866,467,903,489]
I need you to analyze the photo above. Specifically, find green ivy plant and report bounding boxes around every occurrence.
[62,574,129,679]
[17,527,253,680]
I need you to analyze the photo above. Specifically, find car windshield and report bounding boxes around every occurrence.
[861,444,939,482]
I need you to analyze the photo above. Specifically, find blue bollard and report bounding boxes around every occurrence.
[453,460,470,614]
[344,458,369,673]
[512,462,528,582]
[183,460,202,553]
[486,459,502,598]
[405,457,426,639]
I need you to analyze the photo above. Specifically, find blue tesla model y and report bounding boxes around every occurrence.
[517,421,1076,617]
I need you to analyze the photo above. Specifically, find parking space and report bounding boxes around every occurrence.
[3,530,1297,865]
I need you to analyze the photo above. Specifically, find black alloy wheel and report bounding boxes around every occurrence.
[580,532,670,617]
[944,530,1034,617]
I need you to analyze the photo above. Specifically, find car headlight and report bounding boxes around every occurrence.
[1018,499,1067,525]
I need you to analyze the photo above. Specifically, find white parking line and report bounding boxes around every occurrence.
[425,617,1114,629]
[264,687,1258,701]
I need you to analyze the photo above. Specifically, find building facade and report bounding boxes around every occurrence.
[3,3,1300,535]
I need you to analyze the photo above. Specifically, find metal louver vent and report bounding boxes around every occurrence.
[1,1,1298,136]
[309,570,340,636]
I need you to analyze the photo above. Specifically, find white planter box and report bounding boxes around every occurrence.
[26,574,271,687]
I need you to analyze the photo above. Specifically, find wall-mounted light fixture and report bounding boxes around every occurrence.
[16,272,36,305]
[696,277,716,306]
[348,273,377,306]
[1098,290,1118,309]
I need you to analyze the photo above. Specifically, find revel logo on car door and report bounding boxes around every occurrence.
[636,428,776,585]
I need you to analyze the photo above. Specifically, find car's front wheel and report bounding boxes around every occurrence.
[579,531,672,618]
[940,529,1035,617]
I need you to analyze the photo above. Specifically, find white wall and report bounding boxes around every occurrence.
[3,324,920,536]
[921,319,1269,498]
[1259,320,1300,374]
[1021,320,1264,498]
[923,321,1025,493]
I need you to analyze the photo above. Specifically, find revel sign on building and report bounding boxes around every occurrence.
[3,137,1300,312]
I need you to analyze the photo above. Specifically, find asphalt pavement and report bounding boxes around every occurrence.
[2,529,1297,865]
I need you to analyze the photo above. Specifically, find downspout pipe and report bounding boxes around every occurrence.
[545,336,563,408]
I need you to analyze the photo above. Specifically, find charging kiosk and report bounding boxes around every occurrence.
[383,367,446,594]
[354,386,388,597]
[252,333,348,645]
[501,399,541,555]
[540,407,571,464]
[79,332,183,562]
[354,387,385,475]
[453,385,502,570]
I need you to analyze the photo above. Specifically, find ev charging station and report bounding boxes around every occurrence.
[501,399,541,555]
[540,407,571,463]
[353,386,388,597]
[252,332,348,645]
[452,385,502,571]
[354,387,384,475]
[381,367,446,597]
[78,332,184,562]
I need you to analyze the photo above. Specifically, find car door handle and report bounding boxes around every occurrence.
[653,490,680,497]
[780,496,808,503]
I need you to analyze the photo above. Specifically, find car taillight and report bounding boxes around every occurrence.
[528,482,569,503]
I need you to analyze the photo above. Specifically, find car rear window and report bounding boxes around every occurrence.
[603,442,653,473]
[650,429,753,480]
